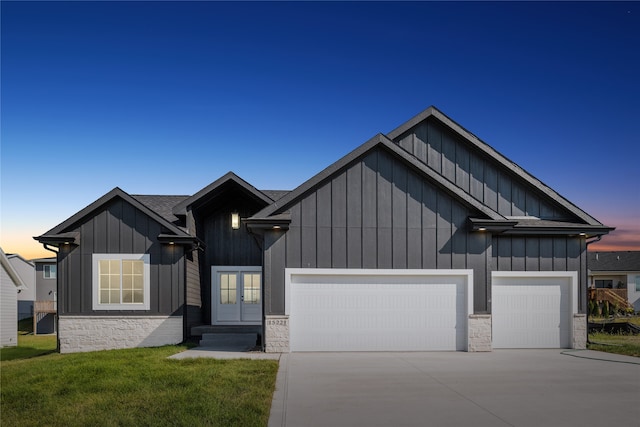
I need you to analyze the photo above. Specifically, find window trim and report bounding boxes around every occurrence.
[92,254,150,311]
[43,264,57,279]
[635,276,640,293]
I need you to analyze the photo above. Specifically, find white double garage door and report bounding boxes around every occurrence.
[286,269,578,351]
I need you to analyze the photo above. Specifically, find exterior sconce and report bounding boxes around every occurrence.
[231,212,240,230]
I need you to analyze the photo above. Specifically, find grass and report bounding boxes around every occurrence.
[587,315,640,358]
[588,332,640,358]
[1,341,279,426]
[0,334,58,361]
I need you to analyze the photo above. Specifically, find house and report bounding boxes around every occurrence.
[30,258,58,334]
[588,251,640,312]
[7,254,35,321]
[35,106,614,353]
[1,248,25,347]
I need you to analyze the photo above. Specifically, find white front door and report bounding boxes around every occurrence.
[212,266,262,325]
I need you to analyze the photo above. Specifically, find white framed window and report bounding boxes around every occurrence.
[92,254,150,310]
[635,276,640,292]
[43,265,57,279]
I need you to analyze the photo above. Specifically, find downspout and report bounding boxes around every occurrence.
[42,244,60,353]
[585,235,602,346]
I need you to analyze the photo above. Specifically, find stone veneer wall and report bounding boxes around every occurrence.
[58,316,183,353]
[572,313,587,350]
[265,315,289,353]
[468,314,492,352]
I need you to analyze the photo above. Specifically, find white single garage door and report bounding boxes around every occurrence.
[492,272,577,349]
[286,269,473,352]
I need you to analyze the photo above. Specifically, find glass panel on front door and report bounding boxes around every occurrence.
[220,273,237,304]
[243,273,261,304]
[213,266,262,325]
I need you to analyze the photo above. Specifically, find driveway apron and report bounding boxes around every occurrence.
[268,350,640,427]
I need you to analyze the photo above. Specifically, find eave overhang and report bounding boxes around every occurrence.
[469,218,615,237]
[33,232,80,247]
[244,213,291,231]
[157,234,203,250]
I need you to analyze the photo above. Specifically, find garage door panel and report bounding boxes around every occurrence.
[288,272,471,352]
[492,276,573,349]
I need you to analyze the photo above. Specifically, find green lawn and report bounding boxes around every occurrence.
[1,334,57,361]
[1,338,279,426]
[588,332,640,358]
[588,316,640,358]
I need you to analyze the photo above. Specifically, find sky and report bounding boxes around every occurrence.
[1,1,639,260]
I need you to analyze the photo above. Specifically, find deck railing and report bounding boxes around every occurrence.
[34,300,57,313]
[588,288,632,311]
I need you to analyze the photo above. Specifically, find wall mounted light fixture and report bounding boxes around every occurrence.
[231,212,240,230]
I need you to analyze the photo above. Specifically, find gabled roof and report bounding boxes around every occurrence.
[172,172,275,216]
[388,106,605,227]
[250,106,612,237]
[588,251,640,272]
[1,248,25,288]
[249,133,505,223]
[35,187,193,246]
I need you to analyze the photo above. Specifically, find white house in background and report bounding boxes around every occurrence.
[31,257,57,334]
[588,251,640,312]
[7,254,35,320]
[1,247,25,347]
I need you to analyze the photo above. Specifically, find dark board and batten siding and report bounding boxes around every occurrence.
[395,118,575,221]
[492,235,588,312]
[185,210,202,333]
[193,192,265,324]
[264,147,492,315]
[57,198,184,316]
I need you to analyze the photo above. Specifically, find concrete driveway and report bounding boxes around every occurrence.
[268,350,640,427]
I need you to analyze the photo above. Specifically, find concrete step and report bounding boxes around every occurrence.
[199,333,258,350]
[191,325,261,336]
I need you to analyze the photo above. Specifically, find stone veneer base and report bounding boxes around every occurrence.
[468,314,492,352]
[58,316,183,353]
[265,315,289,353]
[262,312,585,352]
[572,313,587,350]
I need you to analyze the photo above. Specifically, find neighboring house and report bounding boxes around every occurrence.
[1,248,25,347]
[588,251,640,312]
[31,258,57,334]
[7,254,35,321]
[35,106,614,354]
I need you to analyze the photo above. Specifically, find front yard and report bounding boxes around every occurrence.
[587,316,640,358]
[1,336,278,426]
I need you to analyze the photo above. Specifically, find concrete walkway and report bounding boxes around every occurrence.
[268,350,640,427]
[168,346,281,360]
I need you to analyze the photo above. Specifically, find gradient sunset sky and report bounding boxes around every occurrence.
[1,1,639,260]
